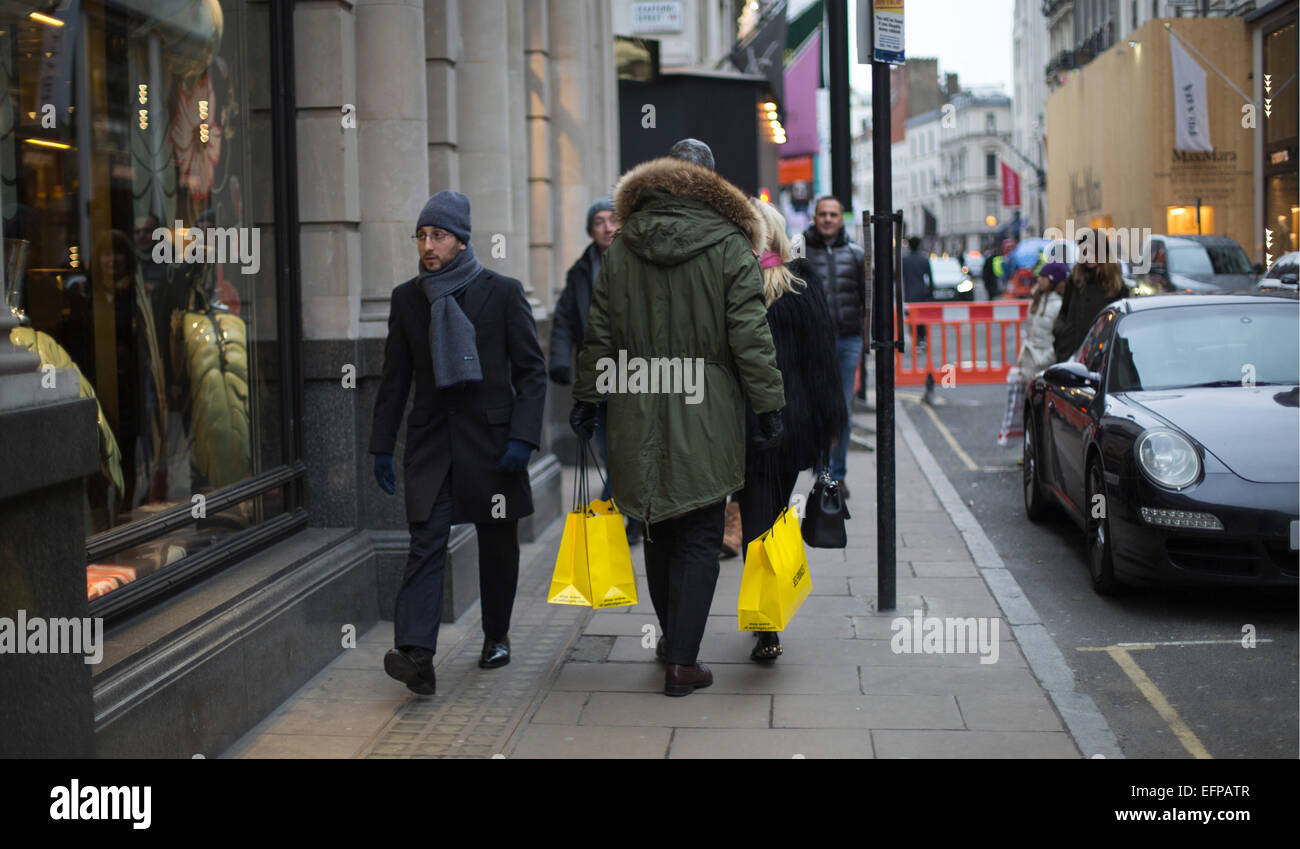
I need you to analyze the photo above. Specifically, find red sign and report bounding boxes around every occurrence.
[1000,161,1021,208]
[778,155,814,186]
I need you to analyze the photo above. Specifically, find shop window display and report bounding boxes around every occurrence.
[1,0,281,601]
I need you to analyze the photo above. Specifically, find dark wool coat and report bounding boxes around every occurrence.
[744,260,848,475]
[369,268,547,525]
[802,224,869,338]
[1052,269,1123,362]
[573,156,785,525]
[549,242,601,373]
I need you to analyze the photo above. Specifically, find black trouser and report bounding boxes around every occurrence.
[643,500,726,666]
[394,474,520,653]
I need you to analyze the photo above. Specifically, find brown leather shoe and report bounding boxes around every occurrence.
[664,663,713,697]
[721,503,742,558]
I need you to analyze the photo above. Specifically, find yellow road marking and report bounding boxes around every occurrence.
[914,399,980,472]
[1078,644,1213,759]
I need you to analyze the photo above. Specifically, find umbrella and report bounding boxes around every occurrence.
[1010,238,1049,270]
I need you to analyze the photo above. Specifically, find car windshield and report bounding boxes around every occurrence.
[1266,255,1298,278]
[1202,243,1253,274]
[1165,245,1214,275]
[1109,304,1300,391]
[931,258,964,283]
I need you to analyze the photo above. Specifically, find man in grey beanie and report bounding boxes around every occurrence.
[548,197,642,543]
[370,190,548,694]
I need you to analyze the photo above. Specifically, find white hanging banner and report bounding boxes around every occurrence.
[1170,33,1212,152]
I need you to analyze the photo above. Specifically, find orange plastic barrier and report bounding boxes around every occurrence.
[894,300,1030,386]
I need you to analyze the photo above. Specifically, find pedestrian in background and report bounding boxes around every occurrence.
[735,197,846,662]
[570,138,785,697]
[548,197,642,544]
[801,195,867,499]
[998,261,1068,446]
[371,191,547,695]
[1053,232,1126,362]
[901,236,934,349]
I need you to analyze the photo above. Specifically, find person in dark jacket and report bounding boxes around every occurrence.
[900,236,934,347]
[549,198,642,543]
[801,195,868,498]
[370,191,547,695]
[982,246,1000,298]
[1052,231,1126,361]
[570,138,786,697]
[736,197,847,662]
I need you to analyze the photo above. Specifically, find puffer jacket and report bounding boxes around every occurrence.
[573,157,785,525]
[802,225,868,337]
[1018,291,1062,378]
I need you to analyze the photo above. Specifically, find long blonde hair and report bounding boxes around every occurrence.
[749,197,806,306]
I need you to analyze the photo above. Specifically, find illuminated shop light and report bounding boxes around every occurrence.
[29,12,64,27]
[138,84,148,105]
[23,138,71,150]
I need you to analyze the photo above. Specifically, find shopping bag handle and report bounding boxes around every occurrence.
[581,438,616,513]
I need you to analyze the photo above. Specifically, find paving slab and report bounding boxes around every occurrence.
[773,694,963,730]
[957,690,1064,732]
[508,725,672,758]
[579,692,772,728]
[230,734,366,759]
[871,729,1079,758]
[668,728,874,759]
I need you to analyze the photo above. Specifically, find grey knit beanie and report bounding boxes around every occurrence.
[417,191,471,243]
[585,197,614,235]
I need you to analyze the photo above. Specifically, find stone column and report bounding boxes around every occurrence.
[456,0,517,280]
[525,0,555,311]
[426,0,460,192]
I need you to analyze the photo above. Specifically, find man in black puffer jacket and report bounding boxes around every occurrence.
[801,195,869,497]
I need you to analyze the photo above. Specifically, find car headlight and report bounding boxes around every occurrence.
[957,280,973,293]
[1136,428,1200,489]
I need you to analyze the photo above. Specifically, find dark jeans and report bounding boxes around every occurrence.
[394,474,520,652]
[734,469,801,551]
[643,500,726,666]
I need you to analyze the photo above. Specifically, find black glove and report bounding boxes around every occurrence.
[549,365,572,385]
[373,453,396,495]
[753,410,785,451]
[569,401,599,441]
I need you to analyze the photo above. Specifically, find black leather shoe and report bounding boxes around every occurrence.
[664,663,713,697]
[479,636,510,669]
[384,647,436,695]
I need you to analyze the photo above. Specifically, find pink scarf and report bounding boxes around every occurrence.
[759,250,783,269]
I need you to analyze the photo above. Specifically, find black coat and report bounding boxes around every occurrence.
[802,225,868,338]
[744,261,848,475]
[548,242,600,373]
[369,268,547,525]
[1052,275,1122,362]
[901,250,934,303]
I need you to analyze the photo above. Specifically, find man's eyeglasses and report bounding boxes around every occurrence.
[413,230,455,245]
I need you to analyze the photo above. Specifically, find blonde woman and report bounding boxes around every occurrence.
[734,198,847,662]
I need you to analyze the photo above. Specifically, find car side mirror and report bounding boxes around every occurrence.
[1045,361,1100,388]
[1282,273,1298,286]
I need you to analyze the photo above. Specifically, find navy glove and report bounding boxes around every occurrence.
[373,453,396,494]
[497,439,533,473]
[753,410,785,451]
[570,401,599,441]
[549,365,572,385]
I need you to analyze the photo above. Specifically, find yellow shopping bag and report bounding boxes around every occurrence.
[737,506,811,630]
[548,498,638,609]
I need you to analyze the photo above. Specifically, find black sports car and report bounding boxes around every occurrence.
[1023,293,1300,593]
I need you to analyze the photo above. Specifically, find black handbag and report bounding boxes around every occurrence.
[802,468,850,549]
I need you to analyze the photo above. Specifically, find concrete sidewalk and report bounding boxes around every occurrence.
[224,405,1083,759]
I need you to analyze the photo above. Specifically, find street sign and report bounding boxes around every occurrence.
[873,0,904,65]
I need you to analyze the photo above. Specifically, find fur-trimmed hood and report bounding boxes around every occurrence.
[613,157,767,265]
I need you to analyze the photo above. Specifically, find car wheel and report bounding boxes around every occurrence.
[1023,410,1050,522]
[1086,458,1121,595]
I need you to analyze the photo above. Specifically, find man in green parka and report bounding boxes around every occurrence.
[570,139,786,697]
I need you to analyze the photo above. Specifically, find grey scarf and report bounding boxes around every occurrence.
[418,244,484,389]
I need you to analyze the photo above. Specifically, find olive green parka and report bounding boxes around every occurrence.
[573,156,785,525]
